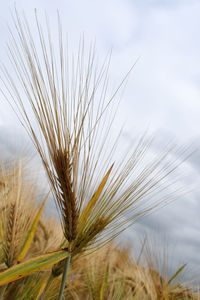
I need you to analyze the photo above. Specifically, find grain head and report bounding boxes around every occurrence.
[0,10,191,259]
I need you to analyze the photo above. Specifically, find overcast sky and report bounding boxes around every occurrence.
[0,0,200,281]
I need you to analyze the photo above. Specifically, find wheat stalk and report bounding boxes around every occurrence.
[0,160,39,268]
[0,10,190,299]
[0,161,23,267]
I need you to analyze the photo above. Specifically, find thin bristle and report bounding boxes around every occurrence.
[0,10,191,260]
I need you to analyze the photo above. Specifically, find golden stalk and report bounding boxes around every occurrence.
[0,10,191,299]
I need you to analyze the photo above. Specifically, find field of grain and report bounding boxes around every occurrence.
[0,10,199,300]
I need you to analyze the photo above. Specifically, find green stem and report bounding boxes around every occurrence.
[58,255,71,300]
